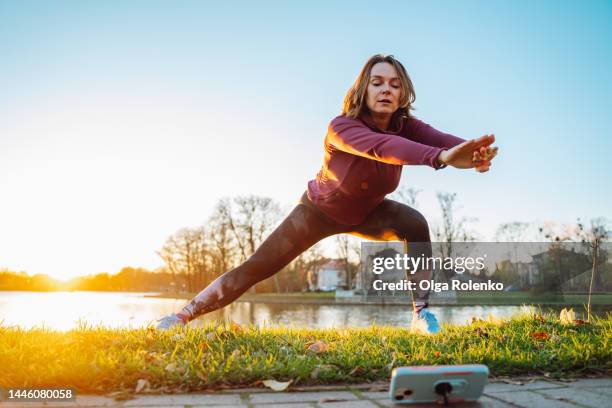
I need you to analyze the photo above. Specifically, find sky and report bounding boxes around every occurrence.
[1,1,611,279]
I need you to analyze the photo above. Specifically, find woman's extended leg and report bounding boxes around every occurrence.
[169,196,347,325]
[348,198,433,314]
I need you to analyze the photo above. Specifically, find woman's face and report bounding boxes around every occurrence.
[365,62,402,115]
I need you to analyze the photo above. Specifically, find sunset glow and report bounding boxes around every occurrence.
[1,2,610,279]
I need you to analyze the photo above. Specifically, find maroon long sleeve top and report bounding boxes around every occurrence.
[307,113,465,225]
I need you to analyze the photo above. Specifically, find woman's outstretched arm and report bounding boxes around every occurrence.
[327,116,449,169]
[404,117,498,172]
[403,117,466,149]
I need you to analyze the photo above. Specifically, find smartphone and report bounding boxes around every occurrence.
[389,364,489,405]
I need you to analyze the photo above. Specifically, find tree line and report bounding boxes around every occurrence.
[1,188,608,294]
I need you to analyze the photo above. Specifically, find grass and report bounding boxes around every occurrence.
[0,311,610,394]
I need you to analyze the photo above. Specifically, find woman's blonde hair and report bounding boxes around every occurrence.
[342,54,416,131]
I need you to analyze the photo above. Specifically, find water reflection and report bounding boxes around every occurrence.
[193,302,536,329]
[0,291,603,331]
[0,291,184,330]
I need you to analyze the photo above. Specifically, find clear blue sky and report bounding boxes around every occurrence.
[1,1,610,278]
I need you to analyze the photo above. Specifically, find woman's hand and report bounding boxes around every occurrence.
[472,143,498,172]
[438,134,498,173]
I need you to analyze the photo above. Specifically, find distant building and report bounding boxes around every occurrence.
[517,261,541,286]
[495,259,541,287]
[316,259,346,291]
[494,246,592,291]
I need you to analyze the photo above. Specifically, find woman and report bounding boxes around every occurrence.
[157,54,498,333]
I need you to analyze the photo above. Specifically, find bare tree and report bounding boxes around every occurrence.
[536,221,578,293]
[219,195,282,292]
[157,235,180,287]
[538,220,587,243]
[303,243,326,291]
[431,192,476,285]
[433,192,476,258]
[233,195,281,256]
[495,222,529,242]
[390,186,422,208]
[207,199,237,276]
[574,217,610,321]
[280,242,326,292]
[219,196,281,261]
[157,227,209,292]
[495,221,530,286]
[335,234,360,289]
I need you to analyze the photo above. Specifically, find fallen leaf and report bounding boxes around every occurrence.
[196,370,208,382]
[306,340,329,354]
[573,319,587,325]
[560,308,576,325]
[531,331,549,341]
[433,351,442,357]
[262,379,292,391]
[134,379,150,393]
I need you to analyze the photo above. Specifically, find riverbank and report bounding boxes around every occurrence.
[1,311,609,394]
[147,291,612,307]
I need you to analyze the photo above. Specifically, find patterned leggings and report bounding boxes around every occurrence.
[178,192,433,322]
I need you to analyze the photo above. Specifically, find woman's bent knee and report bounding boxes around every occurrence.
[402,208,431,242]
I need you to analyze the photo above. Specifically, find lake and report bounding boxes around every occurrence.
[0,291,595,330]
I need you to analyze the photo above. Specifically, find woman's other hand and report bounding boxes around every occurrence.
[472,144,498,172]
[437,134,498,173]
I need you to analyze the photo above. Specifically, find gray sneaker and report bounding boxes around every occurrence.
[156,313,185,330]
